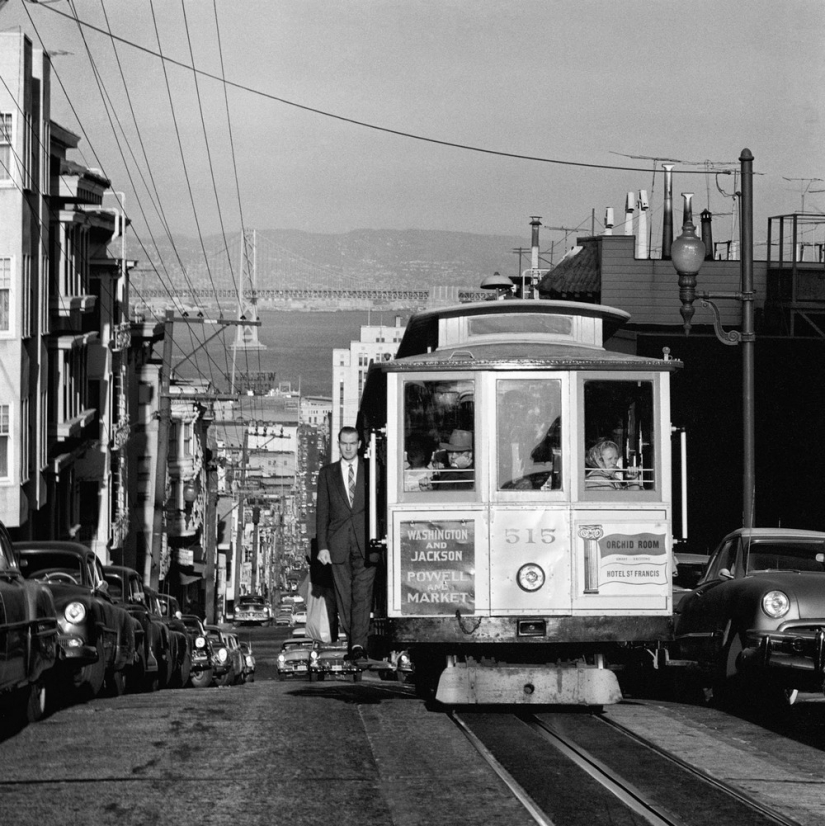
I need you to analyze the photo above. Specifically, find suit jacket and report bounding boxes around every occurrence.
[315,458,367,563]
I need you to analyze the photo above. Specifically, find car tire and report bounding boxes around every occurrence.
[352,671,363,683]
[189,667,213,689]
[104,667,127,697]
[178,652,192,689]
[277,672,285,681]
[712,629,745,708]
[25,677,48,723]
[77,636,106,699]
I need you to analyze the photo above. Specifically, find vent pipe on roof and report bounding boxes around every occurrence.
[530,216,541,270]
[526,216,541,299]
[624,192,634,236]
[636,190,649,259]
[604,207,614,235]
[662,164,674,260]
[700,210,714,261]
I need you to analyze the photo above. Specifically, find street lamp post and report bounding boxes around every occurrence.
[672,148,755,529]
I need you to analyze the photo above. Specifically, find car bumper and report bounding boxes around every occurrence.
[310,661,360,676]
[744,624,825,684]
[277,663,310,676]
[57,635,98,664]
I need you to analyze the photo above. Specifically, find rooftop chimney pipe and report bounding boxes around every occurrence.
[624,192,634,236]
[636,190,649,259]
[528,216,541,299]
[700,209,714,261]
[662,164,674,260]
[604,207,614,235]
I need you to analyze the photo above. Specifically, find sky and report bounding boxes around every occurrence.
[1,0,823,255]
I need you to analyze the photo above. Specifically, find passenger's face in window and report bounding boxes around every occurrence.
[448,450,472,469]
[600,446,619,468]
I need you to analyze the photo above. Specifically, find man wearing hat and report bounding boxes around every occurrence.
[428,429,474,490]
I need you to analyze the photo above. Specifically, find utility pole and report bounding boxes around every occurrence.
[147,314,260,590]
[148,310,175,589]
[233,430,249,602]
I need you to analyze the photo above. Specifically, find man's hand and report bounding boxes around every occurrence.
[317,549,332,565]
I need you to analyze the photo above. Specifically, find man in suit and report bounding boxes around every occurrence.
[316,426,373,661]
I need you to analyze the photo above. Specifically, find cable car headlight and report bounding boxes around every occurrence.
[517,563,545,592]
[762,590,790,619]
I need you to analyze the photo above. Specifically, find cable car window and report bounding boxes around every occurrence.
[584,380,654,491]
[497,379,562,491]
[468,314,574,338]
[403,379,475,493]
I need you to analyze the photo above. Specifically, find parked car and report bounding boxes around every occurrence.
[290,604,308,627]
[275,607,292,626]
[223,632,246,685]
[239,641,256,682]
[180,614,213,688]
[204,625,240,687]
[15,541,135,701]
[147,588,191,689]
[234,595,272,627]
[674,528,825,706]
[276,637,317,680]
[0,522,59,724]
[308,638,362,682]
[103,565,171,692]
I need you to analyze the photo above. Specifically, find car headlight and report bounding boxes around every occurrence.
[64,601,87,624]
[245,656,254,667]
[195,636,206,649]
[310,650,319,661]
[762,590,790,619]
[277,654,285,664]
[516,563,545,592]
[216,647,228,663]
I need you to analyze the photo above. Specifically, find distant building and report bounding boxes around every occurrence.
[331,317,405,451]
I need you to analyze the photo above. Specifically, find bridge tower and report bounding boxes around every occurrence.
[233,229,266,351]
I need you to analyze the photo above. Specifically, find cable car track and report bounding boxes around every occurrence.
[451,709,802,826]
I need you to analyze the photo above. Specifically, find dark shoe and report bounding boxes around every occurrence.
[348,645,367,662]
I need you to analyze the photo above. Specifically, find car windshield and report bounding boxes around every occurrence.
[745,540,825,573]
[17,552,83,581]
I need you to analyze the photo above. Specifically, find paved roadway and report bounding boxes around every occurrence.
[2,624,824,826]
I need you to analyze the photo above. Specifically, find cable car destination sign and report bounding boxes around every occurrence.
[400,519,475,614]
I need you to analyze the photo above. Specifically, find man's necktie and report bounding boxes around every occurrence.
[348,462,355,506]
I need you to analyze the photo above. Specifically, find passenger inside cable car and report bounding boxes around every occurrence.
[584,439,642,490]
[497,379,561,490]
[422,429,474,490]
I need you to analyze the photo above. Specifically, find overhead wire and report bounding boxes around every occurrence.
[180,0,260,421]
[61,0,226,389]
[147,0,227,389]
[32,1,728,177]
[21,1,224,389]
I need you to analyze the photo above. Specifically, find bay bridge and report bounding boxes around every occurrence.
[130,231,486,310]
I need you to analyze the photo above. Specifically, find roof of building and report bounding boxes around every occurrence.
[537,241,600,297]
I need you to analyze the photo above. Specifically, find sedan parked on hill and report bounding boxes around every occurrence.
[308,638,362,682]
[204,625,240,686]
[15,541,135,701]
[239,641,256,682]
[0,521,58,723]
[674,528,825,705]
[146,588,191,688]
[181,614,214,688]
[276,637,316,680]
[103,565,170,692]
[234,595,272,627]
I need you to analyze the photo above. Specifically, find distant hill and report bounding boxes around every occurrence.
[128,228,527,294]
